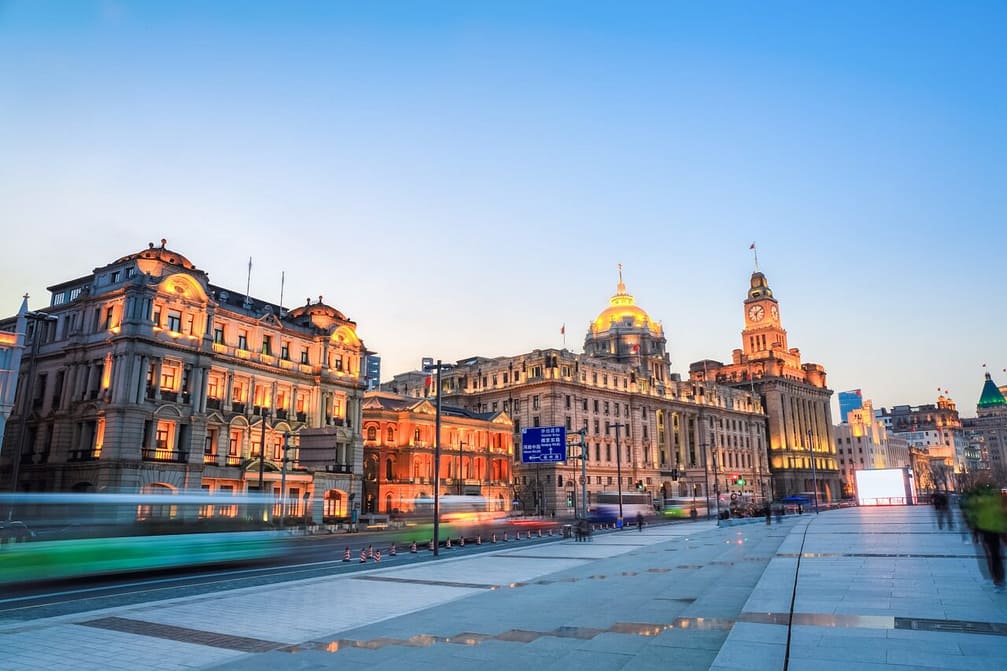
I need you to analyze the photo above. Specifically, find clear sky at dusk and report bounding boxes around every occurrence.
[1,2,1005,420]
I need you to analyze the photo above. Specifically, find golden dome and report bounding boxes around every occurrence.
[591,267,662,336]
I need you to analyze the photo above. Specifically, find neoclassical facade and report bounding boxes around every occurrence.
[689,269,840,502]
[388,272,769,517]
[360,391,514,515]
[0,241,367,522]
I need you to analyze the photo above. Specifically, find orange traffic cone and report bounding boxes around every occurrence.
[367,545,374,560]
[343,547,351,562]
[491,533,497,543]
[476,535,482,545]
[428,540,434,551]
[459,536,465,547]
[359,548,367,563]
[390,543,397,557]
[411,541,418,553]
[446,537,452,549]
[375,549,381,563]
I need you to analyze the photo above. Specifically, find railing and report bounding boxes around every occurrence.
[203,453,217,465]
[296,412,307,422]
[325,464,353,474]
[142,448,188,463]
[206,397,221,410]
[161,390,178,402]
[232,402,246,414]
[225,455,242,466]
[67,449,100,462]
[276,409,288,420]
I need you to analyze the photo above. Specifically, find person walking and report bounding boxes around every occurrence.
[636,511,644,532]
[973,486,1006,591]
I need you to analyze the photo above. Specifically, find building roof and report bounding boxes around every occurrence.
[115,239,197,271]
[978,372,1007,408]
[590,267,661,336]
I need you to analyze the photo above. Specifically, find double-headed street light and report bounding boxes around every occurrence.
[806,429,819,514]
[604,422,626,524]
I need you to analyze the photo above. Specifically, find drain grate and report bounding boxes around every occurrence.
[895,617,1007,637]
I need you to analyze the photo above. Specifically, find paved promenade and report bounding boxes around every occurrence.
[1,507,1004,670]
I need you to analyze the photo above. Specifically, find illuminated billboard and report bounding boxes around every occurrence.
[855,468,915,506]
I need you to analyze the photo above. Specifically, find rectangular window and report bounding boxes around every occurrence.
[103,306,114,330]
[167,310,182,332]
[261,335,272,355]
[237,331,248,350]
[532,395,540,410]
[533,416,540,427]
[160,364,178,392]
[214,325,224,344]
[300,349,309,364]
[281,342,290,360]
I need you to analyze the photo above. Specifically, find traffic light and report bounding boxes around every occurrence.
[635,480,644,491]
[566,493,574,506]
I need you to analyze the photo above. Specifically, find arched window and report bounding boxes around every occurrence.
[385,494,394,514]
[557,474,563,487]
[385,458,394,480]
[386,427,395,443]
[413,428,421,442]
[366,426,377,441]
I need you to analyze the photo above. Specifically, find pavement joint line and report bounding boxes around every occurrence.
[738,612,1007,636]
[78,616,286,652]
[352,575,499,589]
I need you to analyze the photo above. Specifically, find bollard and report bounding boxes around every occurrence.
[491,533,497,543]
[343,547,351,562]
[459,536,465,547]
[538,529,543,538]
[410,541,418,553]
[429,540,434,552]
[477,535,482,545]
[390,542,397,556]
[360,548,367,563]
[375,549,381,563]
[367,545,374,560]
[446,537,452,549]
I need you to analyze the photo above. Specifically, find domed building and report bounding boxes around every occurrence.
[584,266,671,391]
[0,239,368,525]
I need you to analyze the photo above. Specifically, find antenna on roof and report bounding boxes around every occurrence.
[244,257,253,308]
[279,271,285,316]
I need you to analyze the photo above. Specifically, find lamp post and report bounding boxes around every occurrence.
[456,440,467,495]
[806,429,819,514]
[701,441,711,520]
[605,422,626,524]
[280,431,296,529]
[422,358,445,557]
[257,407,270,521]
[710,441,721,522]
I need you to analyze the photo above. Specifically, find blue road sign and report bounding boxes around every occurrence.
[520,426,567,463]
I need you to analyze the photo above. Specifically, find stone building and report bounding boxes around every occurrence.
[688,269,840,503]
[877,393,965,492]
[360,390,514,515]
[0,241,367,522]
[388,271,769,518]
[961,371,1007,483]
[834,399,909,498]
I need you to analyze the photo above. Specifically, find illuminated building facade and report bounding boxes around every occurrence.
[689,269,840,503]
[360,390,514,515]
[837,389,863,424]
[876,394,965,492]
[961,372,1007,481]
[834,399,909,498]
[388,271,768,517]
[0,241,367,522]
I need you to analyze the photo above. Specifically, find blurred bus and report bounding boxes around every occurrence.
[0,492,291,585]
[587,492,655,523]
[660,497,708,519]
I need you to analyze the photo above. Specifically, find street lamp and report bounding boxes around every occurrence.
[279,431,297,529]
[422,358,445,557]
[605,422,626,524]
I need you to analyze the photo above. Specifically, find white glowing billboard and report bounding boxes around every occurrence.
[855,468,914,505]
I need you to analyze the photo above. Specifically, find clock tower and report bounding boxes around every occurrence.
[742,272,787,358]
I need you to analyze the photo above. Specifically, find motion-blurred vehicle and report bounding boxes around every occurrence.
[660,497,708,519]
[0,492,291,585]
[587,492,655,524]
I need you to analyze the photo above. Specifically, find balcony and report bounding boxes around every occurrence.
[232,402,246,414]
[203,453,217,465]
[161,390,178,402]
[296,412,307,422]
[68,449,100,462]
[206,397,221,410]
[225,455,242,467]
[276,409,288,420]
[142,448,188,463]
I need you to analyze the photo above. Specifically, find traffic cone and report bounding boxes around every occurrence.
[390,543,397,557]
[538,529,543,538]
[429,540,434,551]
[515,531,522,540]
[446,537,452,549]
[368,545,375,560]
[375,549,381,563]
[548,528,553,536]
[459,536,465,547]
[359,548,366,563]
[343,547,351,562]
[491,533,497,543]
[503,532,509,542]
[476,535,482,545]
[411,541,418,553]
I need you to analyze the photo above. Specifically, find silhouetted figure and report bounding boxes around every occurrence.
[636,511,644,532]
[971,487,1006,591]
[932,491,953,530]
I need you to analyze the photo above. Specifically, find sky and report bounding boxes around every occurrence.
[1,1,1005,420]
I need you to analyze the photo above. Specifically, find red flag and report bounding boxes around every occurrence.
[560,324,565,335]
[424,375,432,397]
[632,344,640,353]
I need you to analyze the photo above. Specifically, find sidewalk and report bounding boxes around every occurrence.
[0,508,1003,670]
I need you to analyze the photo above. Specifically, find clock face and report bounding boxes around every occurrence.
[748,304,765,322]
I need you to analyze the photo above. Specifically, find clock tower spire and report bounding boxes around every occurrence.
[742,271,786,358]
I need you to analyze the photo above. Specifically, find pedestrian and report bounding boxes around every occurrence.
[775,503,783,523]
[636,511,644,532]
[765,506,772,525]
[972,486,1006,591]
[933,490,953,530]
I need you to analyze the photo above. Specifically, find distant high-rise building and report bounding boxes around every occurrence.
[838,389,863,424]
[962,371,1007,479]
[365,354,381,391]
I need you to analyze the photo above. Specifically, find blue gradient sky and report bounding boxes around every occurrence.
[2,2,1005,419]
